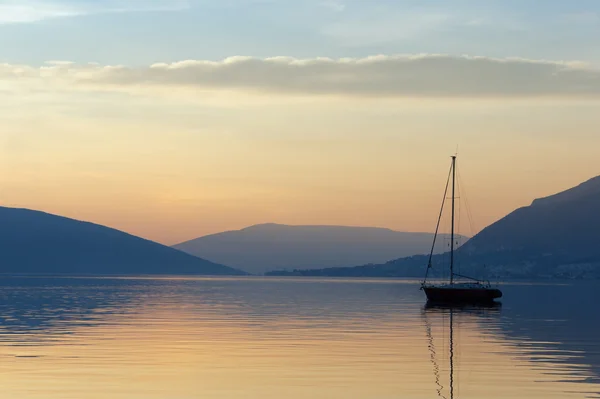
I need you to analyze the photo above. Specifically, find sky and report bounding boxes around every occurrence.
[1,0,600,244]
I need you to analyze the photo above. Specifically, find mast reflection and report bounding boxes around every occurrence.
[422,301,502,398]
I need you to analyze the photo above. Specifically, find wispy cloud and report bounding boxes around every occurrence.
[0,1,79,24]
[318,5,530,47]
[562,11,600,25]
[320,0,345,12]
[0,0,189,24]
[322,9,453,46]
[1,55,599,98]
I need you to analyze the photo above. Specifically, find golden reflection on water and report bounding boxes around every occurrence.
[0,277,597,399]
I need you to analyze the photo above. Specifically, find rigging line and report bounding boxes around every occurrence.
[457,168,476,237]
[454,169,462,275]
[456,168,486,282]
[422,160,453,285]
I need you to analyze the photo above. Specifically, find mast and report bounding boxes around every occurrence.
[450,155,456,285]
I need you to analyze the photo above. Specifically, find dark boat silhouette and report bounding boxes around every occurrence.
[421,155,502,304]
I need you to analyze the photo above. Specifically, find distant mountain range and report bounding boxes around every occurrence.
[174,224,466,274]
[0,207,244,276]
[267,175,600,280]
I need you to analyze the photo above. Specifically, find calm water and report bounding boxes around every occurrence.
[0,277,598,399]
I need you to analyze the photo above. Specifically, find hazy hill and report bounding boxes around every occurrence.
[455,174,600,278]
[174,223,466,274]
[268,175,600,279]
[0,207,244,275]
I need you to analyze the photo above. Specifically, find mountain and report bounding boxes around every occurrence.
[174,223,466,274]
[268,175,600,279]
[455,174,600,278]
[0,206,244,275]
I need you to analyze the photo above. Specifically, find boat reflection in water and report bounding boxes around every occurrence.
[424,300,503,313]
[422,301,502,399]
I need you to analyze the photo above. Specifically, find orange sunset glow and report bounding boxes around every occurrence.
[1,94,598,244]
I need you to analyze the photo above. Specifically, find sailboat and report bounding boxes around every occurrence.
[421,155,502,304]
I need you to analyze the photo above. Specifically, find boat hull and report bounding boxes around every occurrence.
[423,285,502,304]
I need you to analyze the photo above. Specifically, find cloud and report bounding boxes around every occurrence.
[562,12,600,25]
[322,10,453,46]
[318,5,529,47]
[0,1,79,23]
[0,0,189,24]
[320,0,345,12]
[1,55,600,98]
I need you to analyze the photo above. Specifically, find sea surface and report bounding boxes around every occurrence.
[0,276,598,399]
